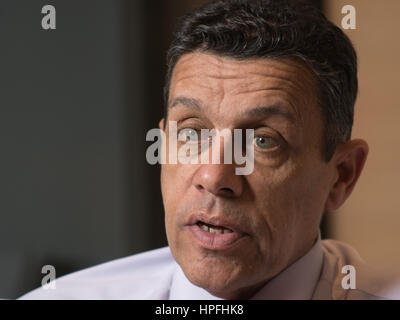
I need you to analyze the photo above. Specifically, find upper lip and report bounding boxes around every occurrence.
[186,211,248,235]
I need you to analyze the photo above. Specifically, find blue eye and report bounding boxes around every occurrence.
[179,128,199,142]
[254,136,278,149]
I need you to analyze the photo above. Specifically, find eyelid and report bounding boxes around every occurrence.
[177,126,202,135]
[254,126,287,142]
[176,117,205,129]
[252,130,287,156]
[175,114,208,126]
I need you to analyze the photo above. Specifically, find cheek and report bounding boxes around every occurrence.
[249,161,320,242]
[161,164,195,243]
[161,164,192,210]
[252,158,330,242]
[161,166,177,243]
[251,162,299,217]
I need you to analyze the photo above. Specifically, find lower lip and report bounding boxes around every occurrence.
[188,224,246,250]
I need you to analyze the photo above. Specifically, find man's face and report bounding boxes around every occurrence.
[160,52,335,299]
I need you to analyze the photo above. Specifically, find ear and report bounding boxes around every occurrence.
[159,118,165,130]
[324,139,369,212]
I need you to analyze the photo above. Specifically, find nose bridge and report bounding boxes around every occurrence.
[207,127,235,165]
[192,115,246,197]
[193,132,243,197]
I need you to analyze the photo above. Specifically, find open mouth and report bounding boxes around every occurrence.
[188,219,246,250]
[196,221,233,234]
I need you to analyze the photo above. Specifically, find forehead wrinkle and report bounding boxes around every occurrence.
[172,69,227,96]
[238,104,297,126]
[173,74,217,94]
[171,53,316,126]
[231,85,304,126]
[242,70,312,95]
[175,52,314,85]
[170,83,304,127]
[174,56,309,97]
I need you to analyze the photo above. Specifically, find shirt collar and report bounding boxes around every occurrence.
[169,233,323,300]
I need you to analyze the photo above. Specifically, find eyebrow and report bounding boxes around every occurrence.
[168,95,296,124]
[241,104,297,124]
[168,96,203,111]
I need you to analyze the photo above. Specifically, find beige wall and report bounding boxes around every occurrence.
[324,0,400,267]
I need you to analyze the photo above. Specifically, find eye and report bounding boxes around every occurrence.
[254,136,279,149]
[179,128,199,142]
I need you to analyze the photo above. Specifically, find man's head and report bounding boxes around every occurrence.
[159,0,368,299]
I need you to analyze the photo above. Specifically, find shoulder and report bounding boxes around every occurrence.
[19,246,177,300]
[317,239,400,300]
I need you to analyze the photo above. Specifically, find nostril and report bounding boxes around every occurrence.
[195,184,205,191]
[193,167,243,197]
[219,187,234,196]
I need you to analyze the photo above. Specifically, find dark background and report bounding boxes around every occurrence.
[0,0,323,299]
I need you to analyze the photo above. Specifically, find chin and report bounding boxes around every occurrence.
[187,268,262,300]
[180,251,254,298]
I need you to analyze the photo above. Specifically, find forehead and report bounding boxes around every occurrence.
[168,52,321,127]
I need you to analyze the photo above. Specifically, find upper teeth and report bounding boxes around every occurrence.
[199,222,233,234]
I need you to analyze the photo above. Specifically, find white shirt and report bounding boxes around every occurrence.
[19,235,400,300]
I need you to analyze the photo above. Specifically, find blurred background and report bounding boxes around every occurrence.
[0,0,398,299]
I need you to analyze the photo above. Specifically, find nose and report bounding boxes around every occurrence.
[192,163,244,198]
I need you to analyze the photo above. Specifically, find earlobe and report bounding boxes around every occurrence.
[159,118,165,130]
[324,139,369,212]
